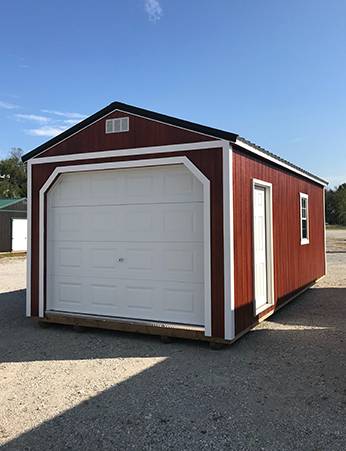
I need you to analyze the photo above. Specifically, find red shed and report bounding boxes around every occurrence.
[22,102,327,345]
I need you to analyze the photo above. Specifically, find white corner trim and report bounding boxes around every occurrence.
[38,156,213,336]
[299,192,310,245]
[26,162,32,317]
[252,178,275,316]
[235,139,328,187]
[323,187,327,276]
[30,140,225,165]
[223,143,235,340]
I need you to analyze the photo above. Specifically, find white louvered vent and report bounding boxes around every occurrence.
[105,117,129,134]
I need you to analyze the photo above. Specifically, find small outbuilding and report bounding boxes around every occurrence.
[22,102,327,344]
[0,198,27,252]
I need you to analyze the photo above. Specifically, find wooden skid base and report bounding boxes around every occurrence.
[40,312,231,345]
[37,281,319,346]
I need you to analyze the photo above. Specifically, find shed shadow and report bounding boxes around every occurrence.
[1,287,345,449]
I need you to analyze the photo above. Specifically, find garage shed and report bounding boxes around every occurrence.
[0,198,27,252]
[22,102,327,344]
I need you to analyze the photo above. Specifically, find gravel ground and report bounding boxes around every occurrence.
[0,232,345,451]
[326,227,346,252]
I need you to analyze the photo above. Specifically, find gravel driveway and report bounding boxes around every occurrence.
[326,227,346,252]
[0,231,345,450]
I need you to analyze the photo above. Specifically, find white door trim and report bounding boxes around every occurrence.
[38,156,212,336]
[252,178,274,315]
[29,140,225,165]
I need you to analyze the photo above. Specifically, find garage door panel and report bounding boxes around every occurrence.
[50,204,203,243]
[90,172,123,201]
[58,247,82,268]
[47,243,86,275]
[47,165,205,326]
[50,165,203,207]
[164,288,195,313]
[90,284,120,308]
[126,286,155,311]
[59,211,85,233]
[48,241,203,283]
[47,275,84,311]
[47,275,204,325]
[59,282,82,305]
[50,173,88,206]
[126,248,153,270]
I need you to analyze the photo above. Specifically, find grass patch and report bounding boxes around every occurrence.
[326,224,346,230]
[0,252,26,259]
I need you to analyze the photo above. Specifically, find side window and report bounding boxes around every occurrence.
[300,193,309,245]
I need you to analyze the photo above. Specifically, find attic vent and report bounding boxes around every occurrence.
[105,117,129,134]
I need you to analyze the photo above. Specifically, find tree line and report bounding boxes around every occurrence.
[0,148,27,198]
[0,148,345,225]
[326,184,346,226]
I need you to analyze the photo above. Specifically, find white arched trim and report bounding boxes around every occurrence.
[38,156,213,336]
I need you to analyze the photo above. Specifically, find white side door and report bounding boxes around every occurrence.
[253,186,268,311]
[12,218,27,251]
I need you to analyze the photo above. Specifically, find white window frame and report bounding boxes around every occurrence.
[300,193,309,245]
[105,117,129,134]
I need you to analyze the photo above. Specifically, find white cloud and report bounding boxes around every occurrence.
[26,125,67,138]
[41,109,86,119]
[0,100,19,109]
[21,109,85,138]
[15,113,50,123]
[144,0,162,22]
[63,118,83,125]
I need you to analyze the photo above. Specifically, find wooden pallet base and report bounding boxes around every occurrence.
[39,312,232,345]
[36,281,319,347]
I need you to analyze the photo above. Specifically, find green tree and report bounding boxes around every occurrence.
[0,148,27,198]
[325,189,337,224]
[335,183,346,225]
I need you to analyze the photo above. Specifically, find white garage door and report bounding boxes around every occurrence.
[46,164,204,326]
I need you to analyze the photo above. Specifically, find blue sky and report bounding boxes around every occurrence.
[0,0,345,187]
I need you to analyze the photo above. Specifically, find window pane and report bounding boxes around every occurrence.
[121,117,129,131]
[302,219,307,239]
[114,119,121,132]
[106,120,113,133]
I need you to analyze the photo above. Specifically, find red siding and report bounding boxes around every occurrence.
[30,148,225,338]
[232,147,325,335]
[35,110,215,158]
[28,108,326,341]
